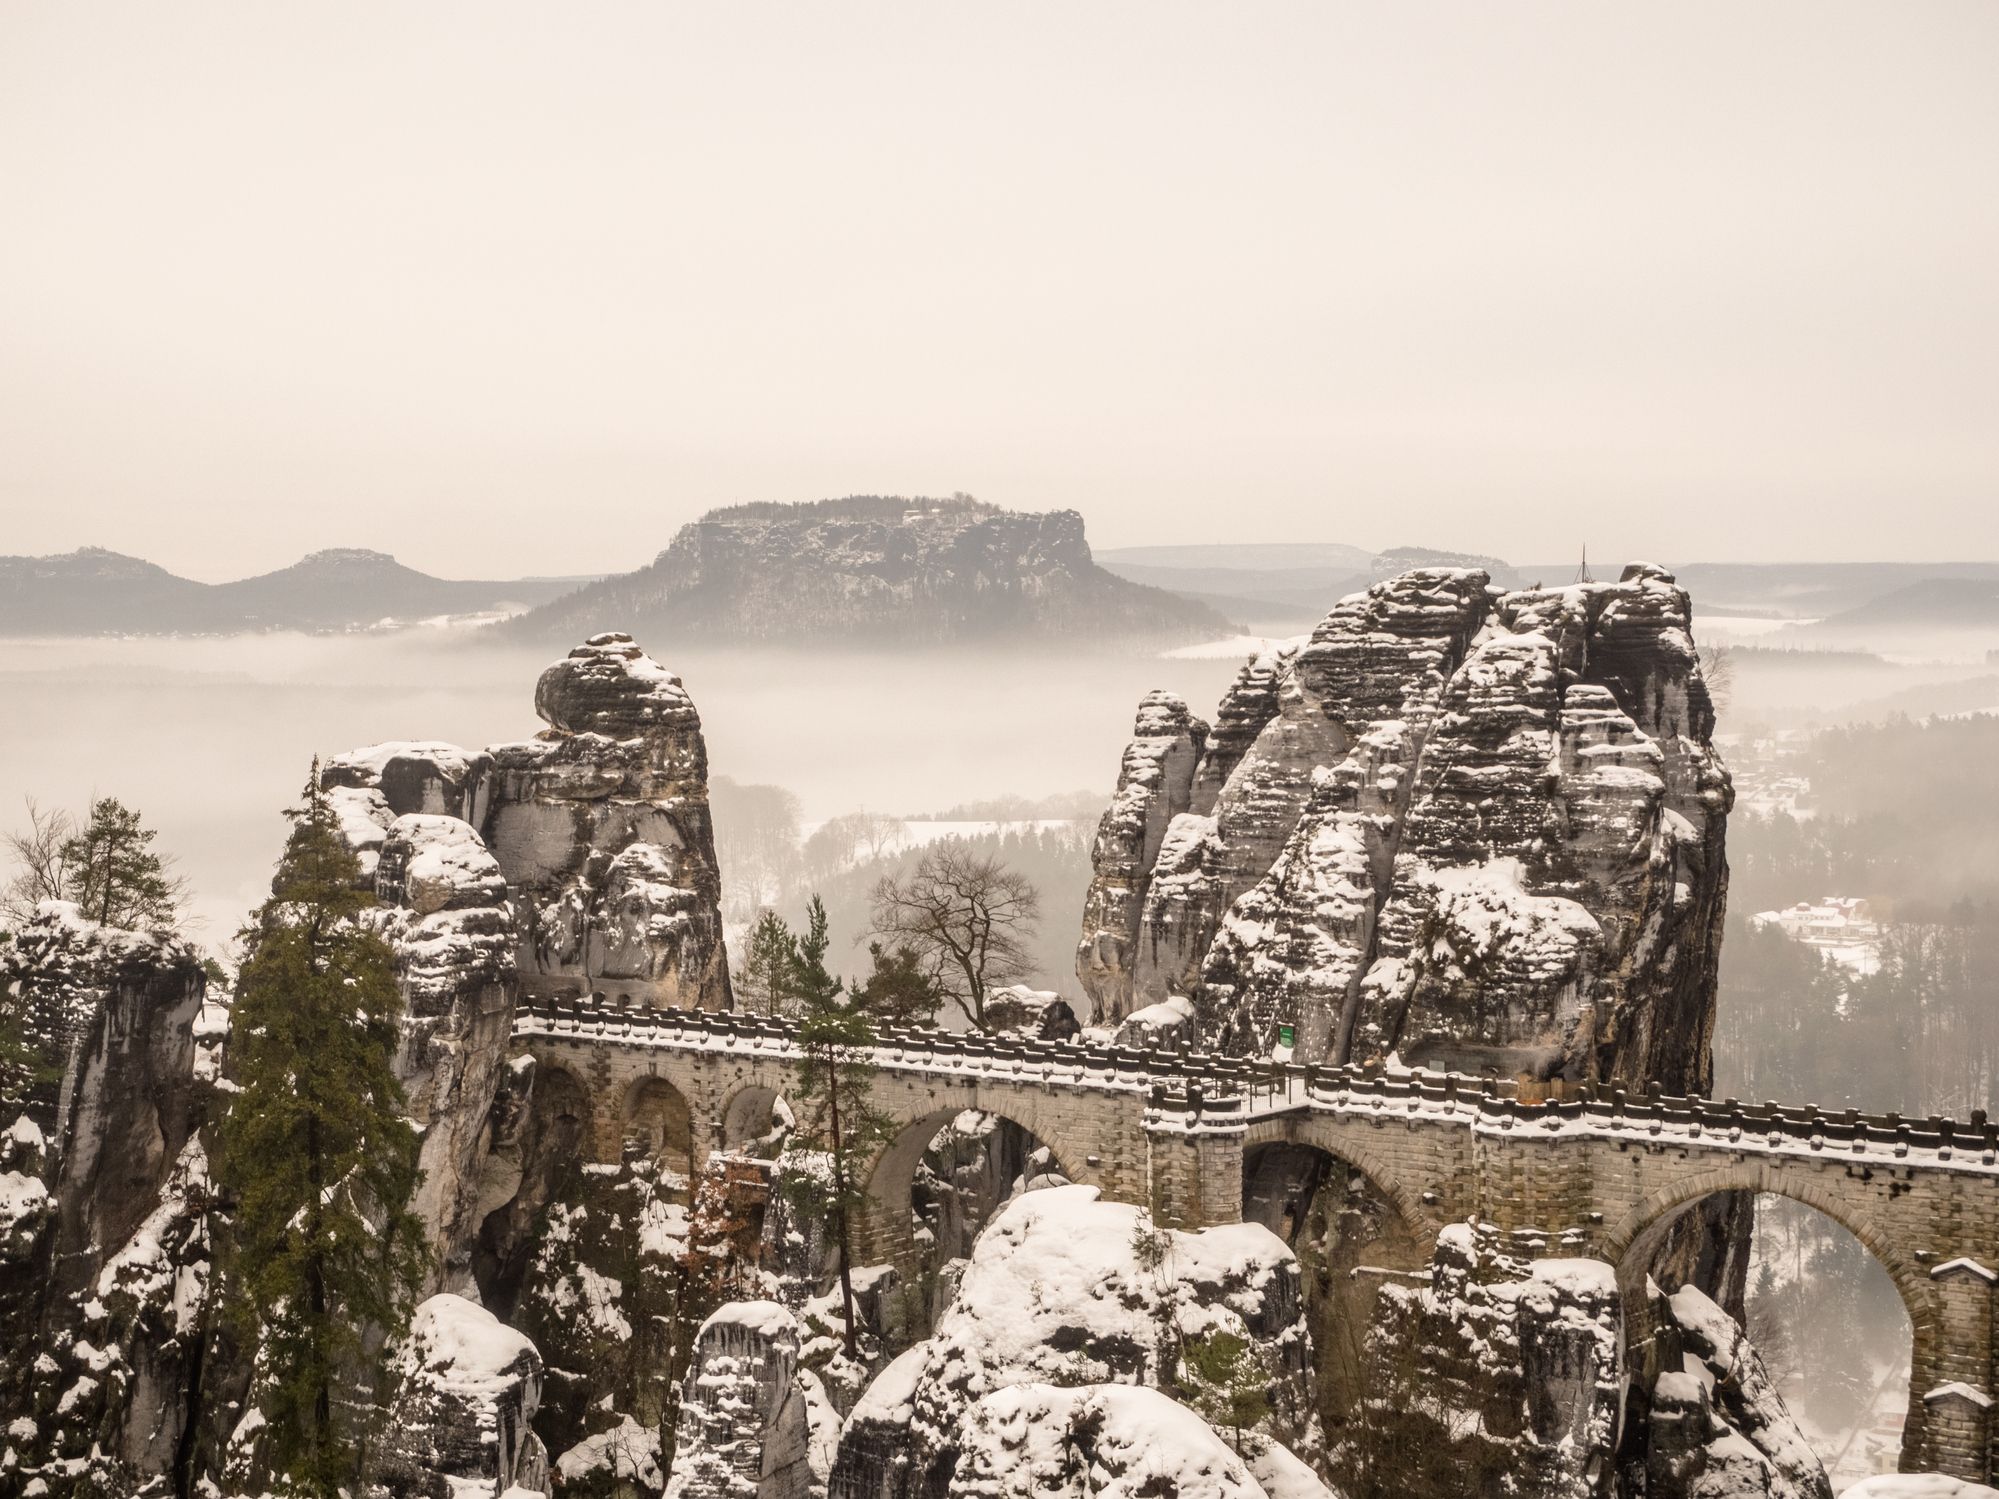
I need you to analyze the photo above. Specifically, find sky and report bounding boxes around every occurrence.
[2,2,1996,580]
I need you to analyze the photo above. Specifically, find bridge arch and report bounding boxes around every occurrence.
[1604,1165,1931,1318]
[1241,1120,1436,1437]
[619,1073,696,1179]
[854,1096,1084,1323]
[528,1061,602,1161]
[1608,1167,1936,1480]
[718,1081,791,1156]
[1241,1115,1440,1243]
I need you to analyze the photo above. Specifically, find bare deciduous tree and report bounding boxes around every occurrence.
[1697,640,1735,716]
[868,845,1040,1030]
[2,798,75,925]
[802,810,906,883]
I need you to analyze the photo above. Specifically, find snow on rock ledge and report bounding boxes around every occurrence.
[373,1293,549,1498]
[534,631,702,739]
[830,1184,1319,1499]
[951,1383,1274,1499]
[666,1298,839,1499]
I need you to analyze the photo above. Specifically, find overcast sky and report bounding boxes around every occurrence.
[3,3,1995,580]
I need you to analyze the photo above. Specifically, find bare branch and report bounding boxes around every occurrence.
[868,845,1041,1029]
[2,798,75,925]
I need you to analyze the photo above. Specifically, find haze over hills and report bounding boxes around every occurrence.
[1647,562,1999,621]
[1095,542,1519,627]
[1783,577,1999,645]
[1103,543,1999,632]
[11,530,1999,648]
[495,496,1231,647]
[0,546,582,635]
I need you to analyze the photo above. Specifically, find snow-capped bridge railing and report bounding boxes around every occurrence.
[1164,1065,1999,1172]
[511,996,1998,1174]
[512,994,1292,1096]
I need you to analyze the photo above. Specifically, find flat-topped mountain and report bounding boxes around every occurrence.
[0,546,580,635]
[495,495,1231,647]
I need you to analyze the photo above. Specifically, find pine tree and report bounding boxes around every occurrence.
[1182,1328,1275,1455]
[214,763,428,1496]
[853,940,942,1027]
[737,909,799,1016]
[778,896,891,1356]
[57,796,183,932]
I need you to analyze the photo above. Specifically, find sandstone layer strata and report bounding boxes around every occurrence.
[1077,563,1732,1096]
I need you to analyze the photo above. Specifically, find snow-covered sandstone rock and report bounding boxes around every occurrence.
[666,1299,839,1499]
[829,1184,1321,1499]
[1078,563,1732,1097]
[0,909,215,1496]
[1335,1223,1829,1499]
[326,631,732,1014]
[373,1292,550,1497]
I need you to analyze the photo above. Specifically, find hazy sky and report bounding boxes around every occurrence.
[3,3,1996,580]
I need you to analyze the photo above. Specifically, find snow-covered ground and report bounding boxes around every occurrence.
[1750,898,1882,975]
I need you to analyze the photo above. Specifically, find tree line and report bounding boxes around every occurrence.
[2,780,426,1495]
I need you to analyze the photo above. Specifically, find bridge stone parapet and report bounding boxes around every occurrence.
[512,998,1999,1481]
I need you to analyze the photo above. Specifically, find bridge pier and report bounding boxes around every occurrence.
[1146,1123,1245,1230]
[1906,1258,1997,1479]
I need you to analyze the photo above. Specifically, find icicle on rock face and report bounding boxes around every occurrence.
[1075,564,1732,1093]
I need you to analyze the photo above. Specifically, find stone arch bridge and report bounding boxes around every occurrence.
[515,996,1999,1482]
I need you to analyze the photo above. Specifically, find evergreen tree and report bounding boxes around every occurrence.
[0,931,55,1112]
[57,796,184,932]
[778,896,891,1356]
[737,909,799,1016]
[214,763,428,1496]
[1182,1328,1275,1455]
[852,939,942,1027]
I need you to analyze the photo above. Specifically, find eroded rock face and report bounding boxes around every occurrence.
[1074,692,1208,1019]
[1335,1222,1623,1499]
[373,1293,551,1498]
[0,907,214,1497]
[327,632,732,1013]
[1335,1224,1830,1499]
[665,1300,839,1499]
[828,1185,1318,1499]
[370,813,519,1291]
[1624,1285,1833,1499]
[1076,564,1732,1094]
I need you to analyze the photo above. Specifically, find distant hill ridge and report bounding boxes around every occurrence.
[494,495,1230,647]
[0,545,578,635]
